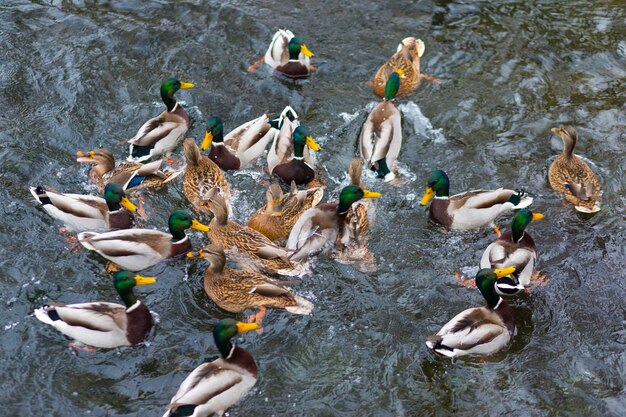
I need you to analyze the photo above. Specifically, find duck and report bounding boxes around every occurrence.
[128,77,194,162]
[286,185,381,262]
[419,169,532,236]
[182,138,232,215]
[187,245,313,314]
[549,126,601,213]
[200,115,277,170]
[76,149,181,192]
[268,125,321,186]
[34,271,155,348]
[78,210,209,271]
[478,209,544,295]
[425,266,516,358]
[360,70,403,181]
[204,189,303,276]
[335,159,377,268]
[162,318,259,417]
[247,181,324,242]
[30,183,137,232]
[369,37,438,98]
[261,29,314,79]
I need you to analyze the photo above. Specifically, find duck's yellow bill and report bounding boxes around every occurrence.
[532,213,544,221]
[180,81,194,89]
[494,266,516,278]
[300,44,314,57]
[134,275,156,285]
[120,197,138,212]
[395,68,405,77]
[305,136,321,151]
[76,150,95,162]
[186,249,203,259]
[362,190,382,199]
[420,187,434,206]
[201,131,213,151]
[237,321,260,333]
[191,219,210,232]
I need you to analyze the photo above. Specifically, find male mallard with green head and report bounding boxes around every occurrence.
[128,77,194,162]
[269,125,321,186]
[250,29,314,78]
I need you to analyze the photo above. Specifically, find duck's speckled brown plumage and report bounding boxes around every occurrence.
[183,138,231,213]
[370,37,425,98]
[549,126,601,213]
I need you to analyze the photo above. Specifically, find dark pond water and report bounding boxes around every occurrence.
[1,0,625,416]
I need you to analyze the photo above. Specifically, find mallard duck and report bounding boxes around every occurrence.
[549,126,601,213]
[182,138,232,215]
[78,211,209,271]
[360,70,403,181]
[204,189,303,276]
[30,183,137,232]
[419,170,532,236]
[200,115,277,170]
[76,149,181,192]
[34,271,155,348]
[261,29,314,78]
[369,37,438,98]
[286,185,381,262]
[425,266,516,358]
[478,209,544,295]
[247,181,324,242]
[268,125,321,186]
[187,245,313,314]
[162,318,259,417]
[335,159,377,268]
[128,77,194,162]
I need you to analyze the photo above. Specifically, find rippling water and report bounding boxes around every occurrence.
[1,0,625,416]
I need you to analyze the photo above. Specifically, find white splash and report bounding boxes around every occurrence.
[398,101,446,143]
[339,110,359,123]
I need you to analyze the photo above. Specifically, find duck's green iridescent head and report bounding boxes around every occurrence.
[114,271,156,307]
[420,169,450,205]
[104,183,137,212]
[293,126,321,157]
[384,69,403,100]
[510,209,544,242]
[168,210,209,241]
[338,185,382,214]
[160,77,194,111]
[213,318,259,358]
[201,117,224,150]
[476,267,515,308]
[288,37,314,60]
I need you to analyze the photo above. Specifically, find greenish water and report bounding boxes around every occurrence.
[1,0,625,416]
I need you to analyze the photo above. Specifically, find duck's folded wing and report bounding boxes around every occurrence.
[167,362,242,409]
[286,209,338,262]
[50,302,127,331]
[128,114,180,147]
[78,229,171,257]
[264,29,293,68]
[436,308,504,350]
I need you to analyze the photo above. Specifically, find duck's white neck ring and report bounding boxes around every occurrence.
[127,300,141,312]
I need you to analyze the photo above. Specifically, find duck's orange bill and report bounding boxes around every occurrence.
[420,187,434,205]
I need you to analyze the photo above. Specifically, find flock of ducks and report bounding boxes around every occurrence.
[29,30,602,416]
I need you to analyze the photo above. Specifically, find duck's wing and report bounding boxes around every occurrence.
[264,29,293,68]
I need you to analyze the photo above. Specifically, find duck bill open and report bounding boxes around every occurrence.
[191,219,210,232]
[305,136,321,151]
[134,275,156,285]
[420,187,434,205]
[201,131,213,151]
[120,197,138,212]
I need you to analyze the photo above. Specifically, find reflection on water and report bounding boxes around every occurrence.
[1,0,624,416]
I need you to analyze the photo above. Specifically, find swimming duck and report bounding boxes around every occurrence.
[549,126,601,213]
[369,37,438,98]
[34,271,155,348]
[247,182,324,242]
[268,125,321,186]
[335,159,377,268]
[204,189,303,276]
[182,138,232,215]
[30,183,137,232]
[78,210,209,271]
[425,266,516,358]
[76,149,181,192]
[128,77,194,162]
[162,318,259,417]
[260,29,314,78]
[360,70,403,181]
[419,170,532,236]
[201,115,277,170]
[286,185,382,262]
[187,245,313,314]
